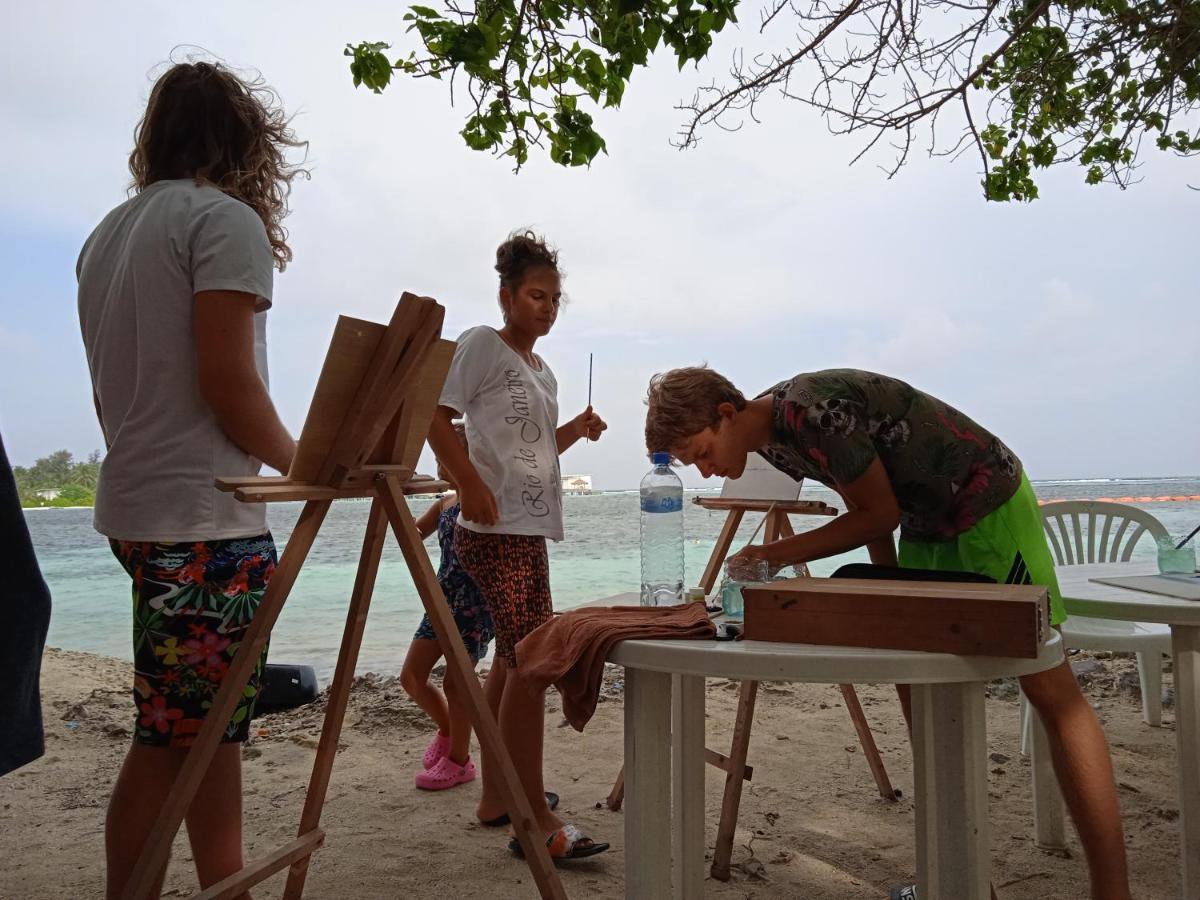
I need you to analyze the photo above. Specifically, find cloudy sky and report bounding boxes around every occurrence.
[2,2,1196,489]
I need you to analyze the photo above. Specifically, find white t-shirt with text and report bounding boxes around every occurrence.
[439,326,563,541]
[77,179,274,542]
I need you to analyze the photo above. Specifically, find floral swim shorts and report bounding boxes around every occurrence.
[110,534,276,747]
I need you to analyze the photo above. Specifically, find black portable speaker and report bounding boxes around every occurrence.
[256,663,319,714]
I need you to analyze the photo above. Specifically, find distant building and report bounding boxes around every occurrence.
[561,474,594,494]
[34,488,62,501]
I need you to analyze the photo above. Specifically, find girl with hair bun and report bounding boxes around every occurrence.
[427,230,610,860]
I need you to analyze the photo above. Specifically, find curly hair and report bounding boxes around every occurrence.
[494,229,562,292]
[644,366,747,454]
[128,60,308,271]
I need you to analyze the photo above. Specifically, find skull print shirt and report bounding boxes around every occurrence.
[757,369,1022,542]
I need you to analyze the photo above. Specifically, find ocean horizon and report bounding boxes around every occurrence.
[26,475,1200,682]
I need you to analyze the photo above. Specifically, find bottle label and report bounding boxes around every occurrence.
[641,494,683,514]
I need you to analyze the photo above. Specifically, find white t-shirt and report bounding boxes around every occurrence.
[76,179,274,542]
[439,326,564,541]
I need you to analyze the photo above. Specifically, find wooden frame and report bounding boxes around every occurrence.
[120,295,566,900]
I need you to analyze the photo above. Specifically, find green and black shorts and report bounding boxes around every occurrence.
[898,474,1066,626]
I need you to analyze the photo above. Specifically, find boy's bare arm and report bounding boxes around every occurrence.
[194,291,296,474]
[732,459,900,567]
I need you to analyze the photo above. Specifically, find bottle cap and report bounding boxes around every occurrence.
[651,451,671,466]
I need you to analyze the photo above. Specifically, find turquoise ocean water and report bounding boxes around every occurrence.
[26,477,1200,681]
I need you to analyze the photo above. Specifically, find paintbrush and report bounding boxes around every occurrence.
[585,352,593,443]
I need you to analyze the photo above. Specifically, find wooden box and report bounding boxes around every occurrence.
[742,577,1049,658]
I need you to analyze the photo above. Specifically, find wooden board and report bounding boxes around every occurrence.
[742,577,1049,658]
[695,497,838,516]
[382,338,456,471]
[289,316,385,482]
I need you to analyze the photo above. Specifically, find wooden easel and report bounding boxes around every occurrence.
[606,495,898,883]
[120,295,565,900]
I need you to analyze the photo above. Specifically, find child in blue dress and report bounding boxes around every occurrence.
[400,423,495,790]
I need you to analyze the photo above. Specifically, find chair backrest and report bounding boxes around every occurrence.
[1040,500,1168,565]
[720,457,803,501]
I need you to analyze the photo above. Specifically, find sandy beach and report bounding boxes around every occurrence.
[0,646,1185,899]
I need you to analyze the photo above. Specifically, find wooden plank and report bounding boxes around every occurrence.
[121,500,332,900]
[705,748,753,780]
[839,684,897,801]
[192,830,325,900]
[377,478,566,899]
[350,307,445,473]
[700,509,744,595]
[284,498,389,899]
[605,746,751,814]
[313,297,427,485]
[333,296,430,460]
[390,338,456,471]
[711,680,758,882]
[225,474,444,504]
[743,578,1049,659]
[606,764,626,811]
[321,298,444,485]
[695,497,837,515]
[233,484,375,503]
[289,316,385,482]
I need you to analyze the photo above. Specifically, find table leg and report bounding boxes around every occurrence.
[626,667,673,899]
[1173,624,1200,896]
[1022,687,1067,851]
[672,674,706,899]
[911,682,991,900]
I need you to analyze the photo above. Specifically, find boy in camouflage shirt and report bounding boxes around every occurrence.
[646,366,1130,900]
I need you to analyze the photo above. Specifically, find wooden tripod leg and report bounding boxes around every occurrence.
[378,479,565,900]
[699,509,745,595]
[283,498,390,898]
[121,499,332,900]
[711,679,759,882]
[839,684,897,801]
[606,765,626,811]
[763,509,782,544]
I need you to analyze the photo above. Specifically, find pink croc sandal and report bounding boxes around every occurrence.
[422,732,451,770]
[415,755,477,791]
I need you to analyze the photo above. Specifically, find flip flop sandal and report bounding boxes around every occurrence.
[479,791,560,827]
[508,823,609,861]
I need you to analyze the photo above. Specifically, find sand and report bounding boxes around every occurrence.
[0,646,1186,899]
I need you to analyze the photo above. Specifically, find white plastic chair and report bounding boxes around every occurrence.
[1022,501,1170,752]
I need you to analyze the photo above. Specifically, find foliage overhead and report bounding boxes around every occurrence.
[346,0,1199,198]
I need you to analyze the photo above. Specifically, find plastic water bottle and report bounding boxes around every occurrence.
[640,452,685,606]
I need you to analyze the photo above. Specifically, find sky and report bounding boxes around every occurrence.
[1,2,1196,489]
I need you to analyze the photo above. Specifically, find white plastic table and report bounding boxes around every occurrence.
[1060,562,1200,896]
[600,592,1063,899]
